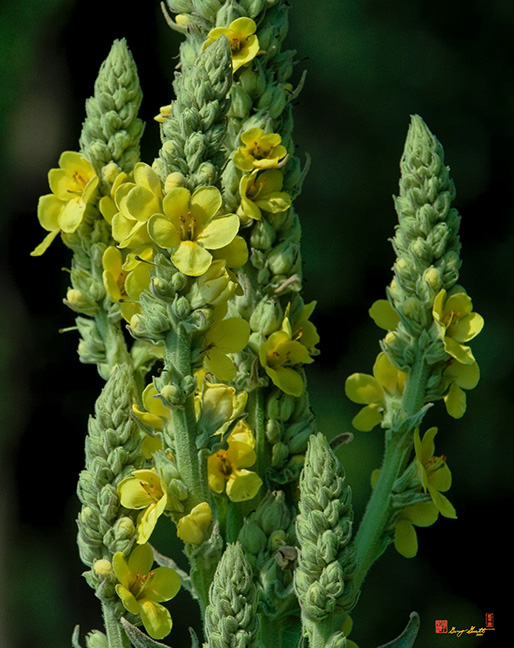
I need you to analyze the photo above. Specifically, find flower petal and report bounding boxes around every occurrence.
[449,312,484,343]
[148,214,182,249]
[127,542,154,576]
[204,349,237,381]
[345,373,384,405]
[266,365,305,397]
[211,235,249,268]
[37,194,62,231]
[369,299,400,330]
[404,501,439,527]
[394,520,418,558]
[444,360,480,390]
[443,336,475,365]
[113,553,132,589]
[58,197,86,233]
[124,185,161,222]
[226,469,262,502]
[429,486,457,519]
[172,241,213,276]
[197,213,240,250]
[30,230,60,256]
[351,403,383,432]
[145,567,181,603]
[115,584,141,615]
[190,186,222,228]
[139,600,172,640]
[444,382,467,419]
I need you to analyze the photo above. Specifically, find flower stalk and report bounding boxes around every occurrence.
[31,4,482,648]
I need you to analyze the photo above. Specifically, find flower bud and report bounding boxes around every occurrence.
[65,288,98,315]
[266,390,296,421]
[86,630,109,648]
[249,295,283,335]
[93,559,113,577]
[253,490,291,536]
[272,441,290,467]
[164,171,185,192]
[267,239,299,276]
[266,418,284,444]
[238,520,268,556]
[250,218,277,250]
[229,85,253,119]
[172,295,191,320]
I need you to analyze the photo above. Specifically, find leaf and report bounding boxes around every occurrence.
[375,612,420,648]
[120,618,170,648]
[71,626,84,648]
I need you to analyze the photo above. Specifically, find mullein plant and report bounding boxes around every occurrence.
[30,2,483,647]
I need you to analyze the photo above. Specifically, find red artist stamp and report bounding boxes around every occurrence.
[485,613,495,628]
[435,620,448,634]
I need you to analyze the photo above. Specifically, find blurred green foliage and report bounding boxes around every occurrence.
[1,0,511,647]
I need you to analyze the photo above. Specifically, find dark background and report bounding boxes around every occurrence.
[1,1,511,646]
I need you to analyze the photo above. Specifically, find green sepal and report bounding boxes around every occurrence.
[376,612,420,648]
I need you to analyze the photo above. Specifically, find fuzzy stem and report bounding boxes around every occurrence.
[95,308,131,372]
[247,388,268,493]
[164,324,207,507]
[353,351,429,589]
[102,604,131,648]
[352,429,412,590]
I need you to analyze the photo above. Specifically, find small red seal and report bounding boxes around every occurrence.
[435,620,448,634]
[485,613,495,628]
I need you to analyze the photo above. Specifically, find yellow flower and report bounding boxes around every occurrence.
[233,127,287,172]
[432,289,484,365]
[394,501,439,558]
[154,104,171,123]
[345,352,406,431]
[238,169,291,221]
[368,299,400,331]
[207,421,263,502]
[199,308,250,381]
[176,501,212,545]
[188,259,242,308]
[99,167,132,225]
[31,151,99,256]
[113,543,180,640]
[118,469,168,544]
[195,379,248,439]
[111,163,163,249]
[102,246,152,322]
[259,315,314,397]
[414,427,456,519]
[442,359,480,419]
[290,301,320,356]
[203,17,260,73]
[148,186,240,276]
[133,384,171,430]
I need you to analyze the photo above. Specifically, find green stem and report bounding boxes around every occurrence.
[164,324,207,507]
[248,388,268,493]
[352,430,413,589]
[95,308,131,372]
[352,350,429,590]
[102,604,130,648]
